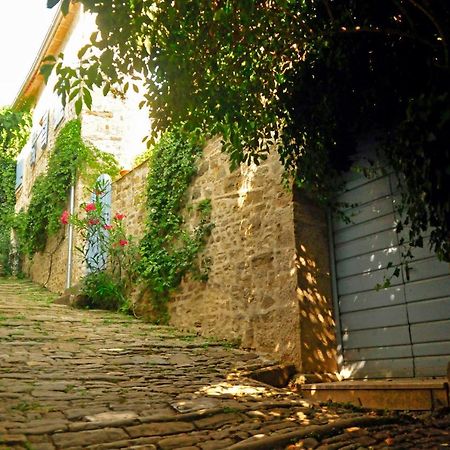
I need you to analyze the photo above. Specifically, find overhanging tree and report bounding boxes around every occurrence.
[45,0,450,261]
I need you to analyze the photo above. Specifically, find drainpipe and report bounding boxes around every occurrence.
[65,183,76,290]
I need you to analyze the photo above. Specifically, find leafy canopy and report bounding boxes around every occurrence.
[46,0,450,260]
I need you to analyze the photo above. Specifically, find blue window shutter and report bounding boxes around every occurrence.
[86,174,112,273]
[15,157,24,189]
[30,133,38,166]
[54,98,65,129]
[40,112,49,150]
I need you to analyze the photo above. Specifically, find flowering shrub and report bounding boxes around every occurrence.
[61,179,138,311]
[60,210,70,225]
[85,203,96,212]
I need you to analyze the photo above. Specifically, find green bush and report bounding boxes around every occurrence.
[80,271,128,312]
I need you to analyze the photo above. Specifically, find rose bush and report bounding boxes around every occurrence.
[61,179,138,311]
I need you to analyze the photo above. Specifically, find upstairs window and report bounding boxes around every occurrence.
[30,132,38,166]
[39,112,49,150]
[15,156,24,190]
[53,97,65,130]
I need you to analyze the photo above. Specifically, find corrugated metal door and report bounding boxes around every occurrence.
[333,171,450,378]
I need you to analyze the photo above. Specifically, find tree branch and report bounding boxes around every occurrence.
[406,0,448,66]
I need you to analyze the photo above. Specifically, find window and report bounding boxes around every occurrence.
[53,97,65,129]
[39,112,49,150]
[15,156,24,190]
[30,132,38,166]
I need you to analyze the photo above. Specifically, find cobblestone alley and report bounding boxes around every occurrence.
[0,279,449,450]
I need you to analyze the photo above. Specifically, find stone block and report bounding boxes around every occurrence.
[52,428,128,447]
[126,422,194,438]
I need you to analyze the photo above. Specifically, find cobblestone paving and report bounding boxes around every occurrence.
[0,279,449,450]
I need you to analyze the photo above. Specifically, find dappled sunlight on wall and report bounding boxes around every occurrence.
[167,139,302,367]
[237,162,258,208]
[293,188,338,378]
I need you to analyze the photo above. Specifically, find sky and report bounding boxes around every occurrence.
[0,1,56,107]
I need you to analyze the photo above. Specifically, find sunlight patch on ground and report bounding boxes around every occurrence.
[199,382,271,398]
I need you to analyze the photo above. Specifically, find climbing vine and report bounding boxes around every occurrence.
[139,130,213,322]
[0,108,31,274]
[15,119,119,256]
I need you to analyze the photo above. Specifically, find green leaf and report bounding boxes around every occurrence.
[39,63,55,82]
[83,88,93,109]
[47,0,60,8]
[42,55,56,63]
[77,45,90,59]
[68,88,80,102]
[75,98,83,116]
[61,0,70,15]
[103,83,111,96]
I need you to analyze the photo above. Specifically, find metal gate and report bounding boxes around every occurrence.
[332,171,450,378]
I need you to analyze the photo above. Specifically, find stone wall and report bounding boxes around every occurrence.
[81,91,149,170]
[20,179,86,294]
[110,137,339,373]
[112,138,306,367]
[111,161,149,240]
[293,189,338,378]
[169,139,302,366]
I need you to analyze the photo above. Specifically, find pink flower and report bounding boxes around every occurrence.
[88,218,100,225]
[85,203,96,212]
[119,239,128,247]
[114,213,125,220]
[60,210,70,225]
[103,224,113,230]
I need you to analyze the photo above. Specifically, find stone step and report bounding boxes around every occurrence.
[297,377,449,410]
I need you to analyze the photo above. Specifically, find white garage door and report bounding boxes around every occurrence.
[332,171,450,378]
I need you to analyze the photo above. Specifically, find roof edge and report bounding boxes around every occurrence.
[13,2,81,110]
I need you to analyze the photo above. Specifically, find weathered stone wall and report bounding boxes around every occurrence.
[81,92,149,169]
[111,138,304,367]
[20,179,86,294]
[293,189,338,378]
[169,139,302,366]
[111,138,339,373]
[111,161,149,240]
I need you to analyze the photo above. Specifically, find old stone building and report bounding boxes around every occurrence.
[14,4,148,293]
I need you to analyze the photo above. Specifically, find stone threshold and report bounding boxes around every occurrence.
[297,377,449,411]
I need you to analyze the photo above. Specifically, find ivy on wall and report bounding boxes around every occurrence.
[15,119,119,256]
[9,118,212,320]
[0,108,31,274]
[139,129,213,322]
